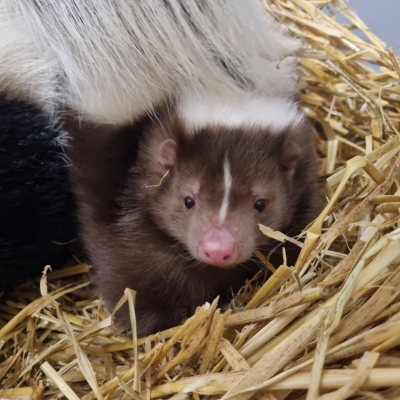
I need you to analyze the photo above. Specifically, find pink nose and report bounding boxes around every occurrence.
[198,228,239,267]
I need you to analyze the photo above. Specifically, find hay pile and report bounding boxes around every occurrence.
[1,0,400,399]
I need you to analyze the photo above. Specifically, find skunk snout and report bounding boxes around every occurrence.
[197,228,239,267]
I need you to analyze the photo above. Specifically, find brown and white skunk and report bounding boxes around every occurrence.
[66,94,319,336]
[0,1,320,335]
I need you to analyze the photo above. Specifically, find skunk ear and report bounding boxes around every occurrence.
[158,139,177,170]
[280,140,300,179]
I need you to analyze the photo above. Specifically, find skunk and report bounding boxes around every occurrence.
[64,94,320,336]
[0,1,301,124]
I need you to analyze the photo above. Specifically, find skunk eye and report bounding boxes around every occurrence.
[184,197,195,209]
[254,199,266,212]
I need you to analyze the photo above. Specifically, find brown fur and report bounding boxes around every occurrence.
[65,103,320,337]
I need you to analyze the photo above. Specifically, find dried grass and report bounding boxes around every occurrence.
[2,1,400,399]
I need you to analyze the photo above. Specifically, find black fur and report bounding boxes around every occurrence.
[0,95,76,288]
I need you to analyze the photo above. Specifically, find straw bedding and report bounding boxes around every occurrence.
[1,0,400,399]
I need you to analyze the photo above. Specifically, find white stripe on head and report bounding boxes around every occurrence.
[178,93,305,133]
[219,154,232,223]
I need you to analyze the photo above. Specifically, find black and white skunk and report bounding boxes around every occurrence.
[0,0,302,124]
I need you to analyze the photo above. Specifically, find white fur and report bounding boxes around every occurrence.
[178,94,305,132]
[219,155,232,223]
[0,4,59,118]
[0,0,302,125]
